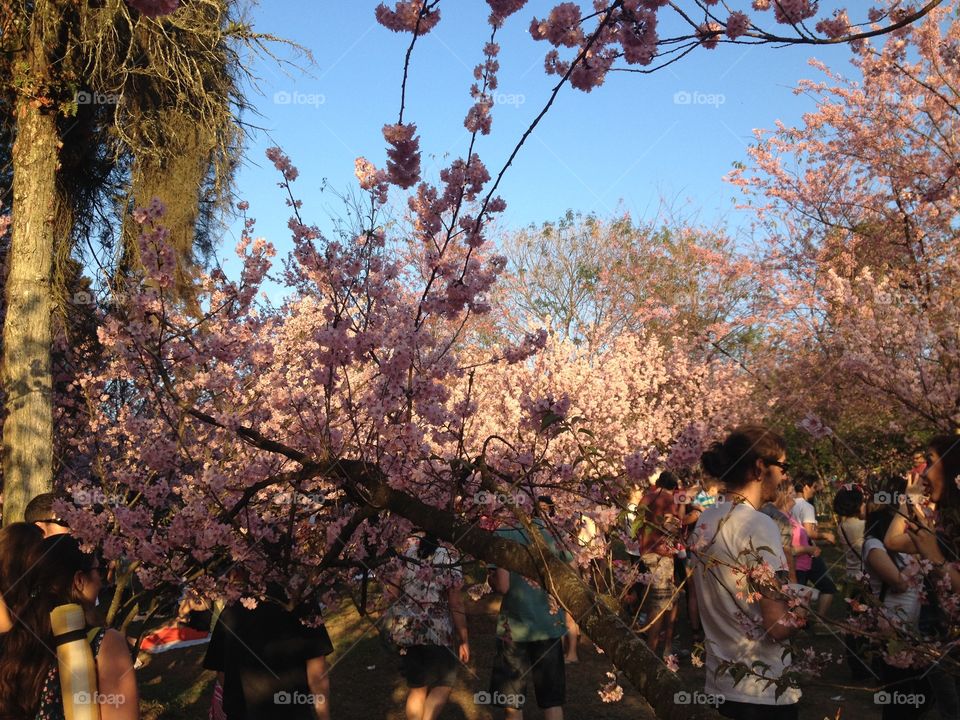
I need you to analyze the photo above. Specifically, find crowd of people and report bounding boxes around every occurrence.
[0,427,957,719]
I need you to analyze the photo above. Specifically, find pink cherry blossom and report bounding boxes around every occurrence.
[375,1,441,34]
[383,123,421,188]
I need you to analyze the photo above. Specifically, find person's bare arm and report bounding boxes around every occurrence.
[682,505,703,526]
[884,509,919,553]
[905,524,960,593]
[803,522,834,544]
[758,595,801,642]
[489,567,510,594]
[447,585,470,663]
[306,656,331,720]
[865,547,908,594]
[779,536,798,583]
[97,629,140,720]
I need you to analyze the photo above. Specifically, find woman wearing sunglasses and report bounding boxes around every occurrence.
[0,532,140,719]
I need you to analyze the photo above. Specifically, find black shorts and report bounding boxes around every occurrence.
[797,556,838,595]
[399,644,458,688]
[674,555,687,587]
[489,638,565,709]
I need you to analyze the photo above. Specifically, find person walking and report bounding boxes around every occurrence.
[487,511,569,720]
[383,533,469,720]
[791,475,838,620]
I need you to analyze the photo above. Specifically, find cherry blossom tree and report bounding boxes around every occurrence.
[36,0,960,714]
[491,211,763,357]
[731,1,960,449]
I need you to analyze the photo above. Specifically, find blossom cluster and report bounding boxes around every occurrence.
[375,1,441,34]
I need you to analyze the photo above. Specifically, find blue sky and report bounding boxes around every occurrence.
[221,1,859,273]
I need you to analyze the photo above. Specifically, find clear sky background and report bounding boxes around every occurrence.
[219,1,859,274]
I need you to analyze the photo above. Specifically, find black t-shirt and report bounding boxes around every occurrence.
[203,601,334,720]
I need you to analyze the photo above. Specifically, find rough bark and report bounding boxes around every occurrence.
[1,2,64,523]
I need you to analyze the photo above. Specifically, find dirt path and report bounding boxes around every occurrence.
[137,587,885,719]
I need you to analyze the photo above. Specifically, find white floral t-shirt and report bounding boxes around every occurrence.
[388,542,463,648]
[690,502,801,706]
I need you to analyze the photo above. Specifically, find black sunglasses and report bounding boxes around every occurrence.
[38,517,70,529]
[765,459,791,473]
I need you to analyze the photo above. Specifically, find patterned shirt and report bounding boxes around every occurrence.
[388,541,463,648]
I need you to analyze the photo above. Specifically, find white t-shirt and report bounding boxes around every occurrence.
[862,537,921,628]
[837,518,865,580]
[790,497,817,527]
[690,503,801,705]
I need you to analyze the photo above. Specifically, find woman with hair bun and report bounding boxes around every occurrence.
[690,425,803,720]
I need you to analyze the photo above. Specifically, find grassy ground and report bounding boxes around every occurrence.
[136,546,887,719]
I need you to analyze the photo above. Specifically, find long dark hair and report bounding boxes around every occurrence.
[0,523,48,718]
[701,425,786,490]
[929,435,960,558]
[0,532,97,719]
[865,507,896,544]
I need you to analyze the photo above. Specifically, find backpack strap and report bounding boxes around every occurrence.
[86,626,103,644]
